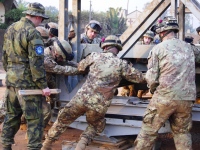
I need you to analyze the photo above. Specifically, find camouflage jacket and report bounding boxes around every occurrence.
[75,52,145,112]
[80,33,101,44]
[44,47,79,75]
[2,17,47,89]
[146,37,200,101]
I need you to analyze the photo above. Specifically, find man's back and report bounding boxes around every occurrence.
[147,38,196,100]
[78,52,144,89]
[3,17,47,89]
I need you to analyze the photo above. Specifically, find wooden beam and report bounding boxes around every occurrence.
[18,89,61,96]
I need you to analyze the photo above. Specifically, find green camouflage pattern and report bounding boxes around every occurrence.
[43,51,145,143]
[1,87,44,150]
[134,98,193,150]
[1,17,48,150]
[2,17,48,89]
[146,38,200,100]
[0,96,6,124]
[22,2,49,19]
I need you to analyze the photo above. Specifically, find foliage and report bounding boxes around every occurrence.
[17,0,29,9]
[0,0,5,2]
[0,23,8,29]
[4,8,25,23]
[105,7,127,35]
[44,6,59,23]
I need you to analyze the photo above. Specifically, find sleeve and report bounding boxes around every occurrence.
[121,60,146,84]
[44,57,79,75]
[145,47,159,93]
[77,53,94,71]
[28,31,47,89]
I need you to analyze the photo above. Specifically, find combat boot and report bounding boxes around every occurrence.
[75,137,88,150]
[41,139,53,150]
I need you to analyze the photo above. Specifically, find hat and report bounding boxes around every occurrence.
[22,2,49,19]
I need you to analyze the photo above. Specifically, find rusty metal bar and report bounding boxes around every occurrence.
[178,1,185,40]
[59,0,68,40]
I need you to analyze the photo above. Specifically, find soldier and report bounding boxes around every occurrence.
[1,2,51,150]
[44,39,79,109]
[45,22,58,38]
[36,26,49,46]
[45,22,58,47]
[134,16,200,150]
[41,35,146,150]
[81,20,102,44]
[138,30,155,45]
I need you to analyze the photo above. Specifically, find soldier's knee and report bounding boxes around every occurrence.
[96,119,106,133]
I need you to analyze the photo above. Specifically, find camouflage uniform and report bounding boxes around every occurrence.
[1,3,49,150]
[44,44,79,109]
[134,17,200,149]
[0,96,6,124]
[45,51,145,143]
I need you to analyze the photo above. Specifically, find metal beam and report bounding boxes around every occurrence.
[59,0,68,40]
[118,0,171,58]
[178,1,185,40]
[180,0,200,21]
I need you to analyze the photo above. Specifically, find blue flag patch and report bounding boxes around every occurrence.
[35,46,44,55]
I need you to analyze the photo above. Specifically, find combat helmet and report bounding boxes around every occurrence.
[45,22,58,37]
[53,40,74,61]
[143,30,155,40]
[101,35,122,51]
[155,16,179,34]
[22,2,49,19]
[36,26,49,42]
[86,20,102,33]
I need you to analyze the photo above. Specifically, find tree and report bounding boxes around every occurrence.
[0,0,27,28]
[105,7,127,35]
[44,6,59,23]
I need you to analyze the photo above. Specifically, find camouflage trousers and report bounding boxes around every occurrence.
[0,95,6,124]
[1,86,44,150]
[21,98,51,128]
[134,97,193,150]
[46,97,107,142]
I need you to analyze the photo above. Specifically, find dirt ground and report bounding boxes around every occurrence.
[1,64,200,149]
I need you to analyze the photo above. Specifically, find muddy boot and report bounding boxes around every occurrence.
[75,137,88,150]
[41,139,53,150]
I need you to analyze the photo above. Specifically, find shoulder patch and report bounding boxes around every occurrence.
[35,46,44,55]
